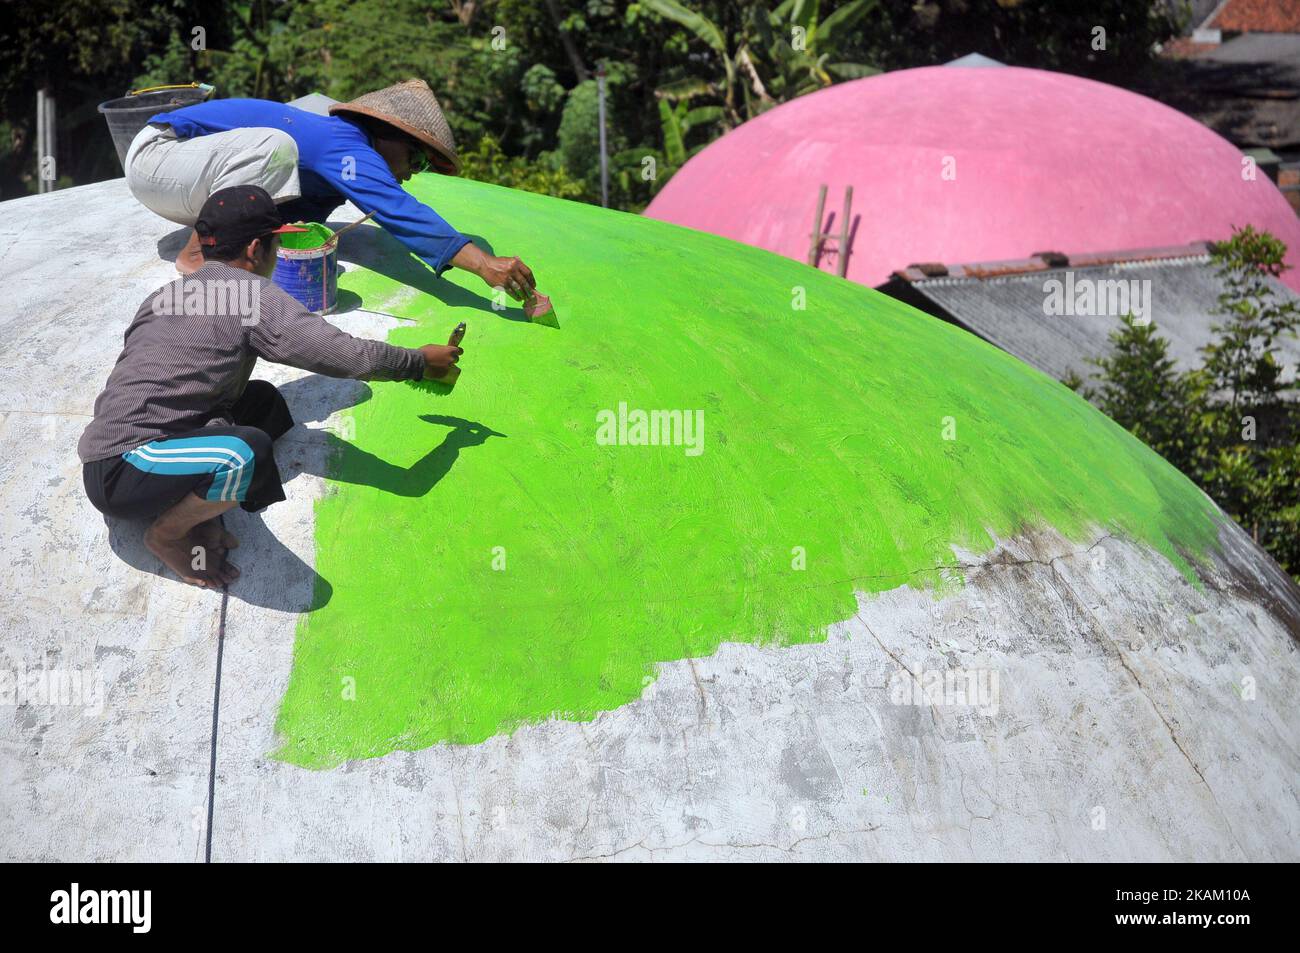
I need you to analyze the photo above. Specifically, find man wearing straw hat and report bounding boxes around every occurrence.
[122,79,537,302]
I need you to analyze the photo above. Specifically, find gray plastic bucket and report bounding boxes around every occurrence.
[98,86,213,169]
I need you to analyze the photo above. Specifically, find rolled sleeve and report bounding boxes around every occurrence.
[250,284,426,382]
[314,133,471,275]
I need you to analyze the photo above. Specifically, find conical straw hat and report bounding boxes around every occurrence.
[330,79,459,175]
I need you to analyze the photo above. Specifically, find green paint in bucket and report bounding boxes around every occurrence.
[273,222,338,313]
[279,222,335,250]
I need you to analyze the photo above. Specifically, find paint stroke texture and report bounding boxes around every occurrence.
[272,175,1223,769]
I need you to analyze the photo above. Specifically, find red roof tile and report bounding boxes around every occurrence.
[1211,0,1300,34]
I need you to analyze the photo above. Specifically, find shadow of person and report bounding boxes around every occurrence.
[333,287,364,314]
[97,374,367,612]
[96,385,500,612]
[103,511,332,612]
[277,374,372,424]
[329,221,531,323]
[297,414,506,497]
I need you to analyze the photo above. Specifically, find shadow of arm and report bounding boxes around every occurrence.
[313,416,506,497]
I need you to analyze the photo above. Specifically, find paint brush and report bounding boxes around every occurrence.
[407,322,465,396]
[332,210,376,240]
[524,290,558,328]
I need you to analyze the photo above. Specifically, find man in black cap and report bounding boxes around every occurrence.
[78,185,464,588]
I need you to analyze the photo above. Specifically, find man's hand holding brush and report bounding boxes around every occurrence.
[451,242,536,301]
[420,322,466,383]
[449,240,555,323]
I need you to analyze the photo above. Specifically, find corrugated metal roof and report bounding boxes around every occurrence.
[899,255,1300,383]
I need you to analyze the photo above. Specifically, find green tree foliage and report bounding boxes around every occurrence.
[0,0,227,193]
[1079,228,1300,580]
[459,134,583,199]
[643,0,878,130]
[1202,226,1299,418]
[2,1,1183,207]
[862,0,1178,82]
[556,77,605,187]
[1081,314,1196,475]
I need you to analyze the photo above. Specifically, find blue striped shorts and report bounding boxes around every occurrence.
[84,425,285,520]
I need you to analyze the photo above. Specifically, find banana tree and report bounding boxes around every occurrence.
[644,0,879,173]
[645,0,878,124]
[657,96,724,169]
[643,0,748,126]
[764,0,879,97]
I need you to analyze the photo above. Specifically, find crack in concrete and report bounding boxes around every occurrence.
[449,766,469,862]
[854,609,947,730]
[1039,545,1250,859]
[685,656,708,722]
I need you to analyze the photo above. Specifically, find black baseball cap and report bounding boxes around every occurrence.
[194,186,308,247]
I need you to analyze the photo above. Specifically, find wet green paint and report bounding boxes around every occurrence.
[279,221,335,250]
[271,175,1225,768]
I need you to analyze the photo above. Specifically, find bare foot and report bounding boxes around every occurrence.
[190,520,240,584]
[194,519,239,556]
[145,525,240,588]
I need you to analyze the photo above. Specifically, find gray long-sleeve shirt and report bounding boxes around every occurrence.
[78,262,426,463]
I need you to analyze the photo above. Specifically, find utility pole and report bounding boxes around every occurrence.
[36,88,56,193]
[596,63,608,209]
[35,90,44,194]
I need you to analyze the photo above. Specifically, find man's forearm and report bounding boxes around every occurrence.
[451,241,487,278]
[450,242,536,300]
[252,298,426,382]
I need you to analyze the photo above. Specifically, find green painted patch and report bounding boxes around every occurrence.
[271,175,1224,768]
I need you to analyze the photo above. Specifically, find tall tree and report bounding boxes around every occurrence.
[1079,227,1300,579]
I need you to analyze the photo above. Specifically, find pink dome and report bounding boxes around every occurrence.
[646,66,1300,291]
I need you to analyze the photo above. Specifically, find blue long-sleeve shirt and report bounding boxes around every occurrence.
[150,99,471,274]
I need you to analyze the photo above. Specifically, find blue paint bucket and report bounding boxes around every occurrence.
[272,222,338,313]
